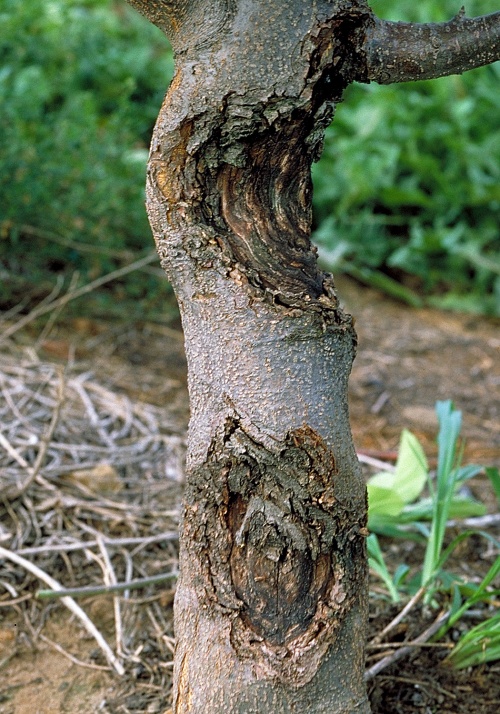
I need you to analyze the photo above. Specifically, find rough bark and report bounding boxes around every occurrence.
[119,1,500,712]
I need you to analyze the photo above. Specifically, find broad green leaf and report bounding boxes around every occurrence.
[367,429,427,517]
[401,495,485,521]
[367,483,405,517]
[392,429,428,503]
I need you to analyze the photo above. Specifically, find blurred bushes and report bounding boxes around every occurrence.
[1,0,500,318]
[313,0,500,314]
[0,0,174,319]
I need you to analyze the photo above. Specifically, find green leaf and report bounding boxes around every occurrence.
[400,494,485,522]
[367,429,428,517]
[367,533,400,603]
[447,495,486,519]
[367,483,405,517]
[393,563,410,589]
[455,464,483,484]
[422,400,463,590]
[393,429,429,503]
[366,513,425,540]
[447,612,500,669]
[451,584,462,617]
[486,467,500,508]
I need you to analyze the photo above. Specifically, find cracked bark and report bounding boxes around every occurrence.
[120,1,500,712]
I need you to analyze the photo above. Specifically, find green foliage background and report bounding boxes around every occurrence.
[314,0,500,314]
[0,0,174,319]
[1,0,500,319]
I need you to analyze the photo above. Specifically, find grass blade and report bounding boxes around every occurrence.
[486,467,500,508]
[422,401,462,590]
[367,533,400,603]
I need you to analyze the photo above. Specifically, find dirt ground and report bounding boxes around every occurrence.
[1,275,499,713]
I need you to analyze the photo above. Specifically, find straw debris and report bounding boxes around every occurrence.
[0,337,186,712]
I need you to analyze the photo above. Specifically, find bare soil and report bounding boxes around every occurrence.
[1,275,499,713]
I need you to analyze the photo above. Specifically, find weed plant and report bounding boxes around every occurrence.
[367,407,485,543]
[446,602,500,668]
[367,400,500,668]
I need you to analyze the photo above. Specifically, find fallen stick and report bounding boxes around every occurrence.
[0,251,158,345]
[36,571,179,600]
[38,633,112,672]
[369,587,425,645]
[366,641,453,650]
[16,532,179,556]
[96,535,124,657]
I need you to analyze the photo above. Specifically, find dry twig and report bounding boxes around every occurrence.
[364,610,450,682]
[4,366,65,500]
[0,336,182,709]
[369,587,426,645]
[36,572,179,599]
[0,251,158,345]
[38,632,113,672]
[97,534,125,657]
[16,532,178,556]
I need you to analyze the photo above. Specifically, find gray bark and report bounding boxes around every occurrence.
[361,9,500,84]
[119,1,500,712]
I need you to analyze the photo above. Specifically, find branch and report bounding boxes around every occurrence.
[362,9,500,84]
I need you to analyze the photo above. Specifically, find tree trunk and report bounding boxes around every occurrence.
[121,1,500,712]
[143,3,371,710]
